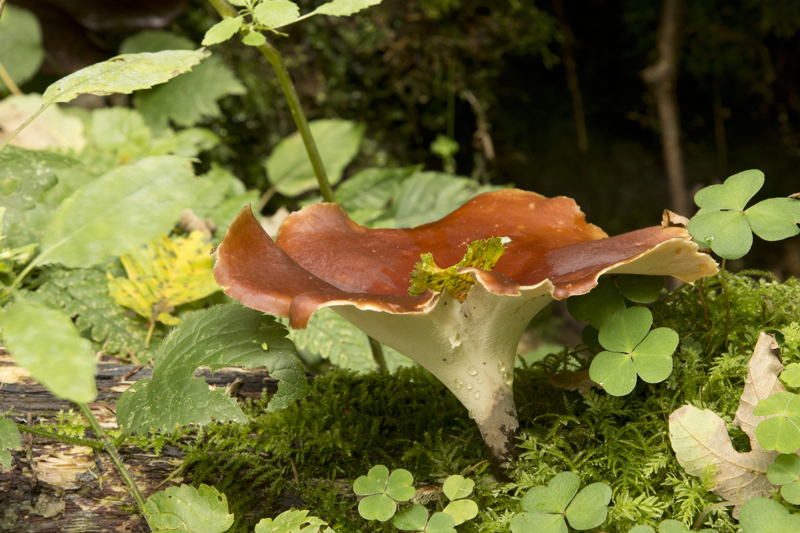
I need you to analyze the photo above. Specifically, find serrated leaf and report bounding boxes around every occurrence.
[694,169,764,211]
[598,306,652,353]
[615,275,664,304]
[255,509,331,533]
[564,482,612,530]
[442,475,474,501]
[392,505,428,531]
[253,1,300,28]
[0,300,96,403]
[144,483,234,533]
[358,494,397,522]
[0,5,44,92]
[28,268,149,357]
[738,497,800,533]
[202,16,244,46]
[0,417,21,470]
[266,119,364,197]
[311,0,382,17]
[116,303,305,434]
[745,197,800,241]
[36,155,199,268]
[442,499,478,526]
[289,307,377,372]
[107,231,219,329]
[567,277,626,329]
[42,50,210,106]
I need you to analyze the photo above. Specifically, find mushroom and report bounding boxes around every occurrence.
[214,189,717,475]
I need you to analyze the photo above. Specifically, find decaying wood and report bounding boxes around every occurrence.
[0,354,285,532]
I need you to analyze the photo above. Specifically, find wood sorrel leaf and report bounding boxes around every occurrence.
[766,453,800,485]
[754,391,800,453]
[353,465,389,495]
[589,351,637,396]
[520,472,580,514]
[631,328,678,384]
[564,482,612,530]
[311,0,382,17]
[781,363,800,388]
[253,0,300,28]
[43,50,210,105]
[116,303,304,434]
[567,277,625,329]
[442,475,474,500]
[201,16,244,46]
[0,417,21,470]
[738,497,800,533]
[358,494,396,522]
[745,197,800,242]
[693,169,764,211]
[36,156,199,268]
[598,306,652,353]
[687,210,752,259]
[443,499,479,526]
[392,504,428,531]
[425,513,456,533]
[144,484,234,533]
[386,469,415,502]
[615,274,664,303]
[0,301,96,403]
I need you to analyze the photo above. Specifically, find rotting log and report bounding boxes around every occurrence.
[0,353,284,532]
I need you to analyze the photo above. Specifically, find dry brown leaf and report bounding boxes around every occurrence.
[733,333,785,443]
[0,94,85,152]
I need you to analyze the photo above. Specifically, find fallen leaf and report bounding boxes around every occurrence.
[0,94,85,152]
[733,333,786,443]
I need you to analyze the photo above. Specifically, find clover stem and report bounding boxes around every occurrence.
[368,336,388,374]
[696,278,710,332]
[719,259,730,346]
[206,0,335,203]
[78,403,149,519]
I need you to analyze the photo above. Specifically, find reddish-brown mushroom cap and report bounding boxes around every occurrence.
[214,189,717,328]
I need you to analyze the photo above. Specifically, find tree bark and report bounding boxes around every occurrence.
[642,0,689,216]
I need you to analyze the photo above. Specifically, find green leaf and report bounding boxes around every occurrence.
[144,484,234,533]
[335,166,419,222]
[253,1,300,28]
[754,392,800,452]
[564,482,612,530]
[738,497,800,533]
[510,512,566,533]
[311,0,382,17]
[0,300,96,403]
[116,303,305,434]
[566,277,626,329]
[28,268,149,357]
[242,31,267,47]
[255,509,331,533]
[43,50,210,106]
[0,417,20,470]
[266,119,364,197]
[36,156,199,268]
[782,480,800,505]
[781,363,800,388]
[442,499,478,526]
[442,475,474,500]
[658,520,690,533]
[120,30,196,54]
[386,469,415,502]
[425,513,456,533]
[0,5,44,91]
[745,197,800,241]
[694,169,764,211]
[392,504,428,531]
[615,275,664,304]
[688,210,752,259]
[629,527,656,533]
[766,453,800,486]
[201,17,244,46]
[589,351,637,396]
[598,306,652,353]
[753,391,798,416]
[358,493,396,522]
[289,307,377,372]
[520,472,580,514]
[631,328,678,384]
[354,465,389,495]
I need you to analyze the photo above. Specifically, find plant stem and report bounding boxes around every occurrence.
[0,59,22,95]
[15,422,104,451]
[720,259,730,345]
[78,403,149,518]
[206,0,335,203]
[696,277,710,332]
[693,500,746,529]
[369,336,388,374]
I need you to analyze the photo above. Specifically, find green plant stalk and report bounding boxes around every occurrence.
[15,422,104,451]
[0,103,49,151]
[78,403,149,520]
[720,259,730,344]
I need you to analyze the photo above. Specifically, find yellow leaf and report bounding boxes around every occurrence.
[107,231,220,326]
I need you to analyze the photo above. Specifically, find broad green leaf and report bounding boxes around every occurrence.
[598,306,652,353]
[0,5,44,91]
[564,482,612,530]
[289,307,376,372]
[88,107,151,157]
[201,16,244,46]
[253,1,300,28]
[520,472,580,514]
[37,155,199,268]
[745,198,800,241]
[425,513,456,533]
[755,415,800,453]
[616,275,664,304]
[386,469,415,502]
[120,30,196,54]
[442,475,474,501]
[781,363,800,388]
[567,277,626,329]
[629,527,655,533]
[358,493,396,522]
[631,328,678,384]
[242,32,267,47]
[782,480,800,505]
[354,465,389,495]
[0,417,20,470]
[255,509,331,533]
[311,0,382,17]
[0,300,96,403]
[266,119,364,197]
[392,504,428,531]
[738,497,800,533]
[335,166,419,224]
[753,391,800,416]
[43,50,210,106]
[693,169,764,211]
[144,484,234,533]
[107,232,219,328]
[509,512,566,533]
[766,453,800,485]
[442,499,478,526]
[589,351,637,396]
[28,268,149,358]
[688,210,751,260]
[116,304,305,434]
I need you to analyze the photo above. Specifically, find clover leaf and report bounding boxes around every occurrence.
[627,521,718,533]
[767,453,800,504]
[688,169,800,259]
[780,363,800,389]
[753,391,800,453]
[354,465,415,522]
[442,475,478,526]
[393,505,456,533]
[589,307,678,396]
[510,472,611,533]
[739,497,800,533]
